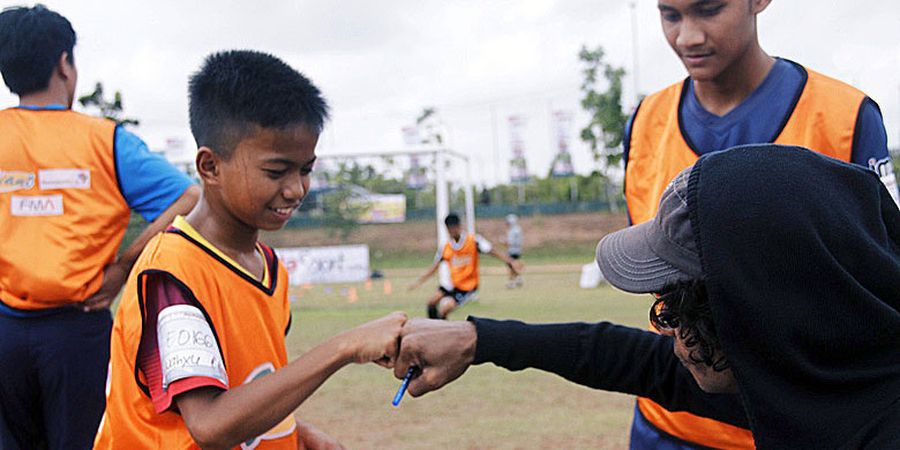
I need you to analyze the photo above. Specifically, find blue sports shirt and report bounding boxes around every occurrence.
[16,104,194,222]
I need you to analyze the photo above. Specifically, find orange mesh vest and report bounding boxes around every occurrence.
[625,67,864,449]
[96,229,296,449]
[0,108,130,310]
[442,234,480,291]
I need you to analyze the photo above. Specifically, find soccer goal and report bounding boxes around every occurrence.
[311,146,476,252]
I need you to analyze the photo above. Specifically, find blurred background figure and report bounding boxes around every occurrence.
[505,214,523,289]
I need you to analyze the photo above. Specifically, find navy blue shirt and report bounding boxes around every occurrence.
[624,58,898,203]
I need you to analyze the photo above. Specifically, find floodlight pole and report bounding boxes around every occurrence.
[630,1,641,105]
[464,158,475,235]
[435,148,449,247]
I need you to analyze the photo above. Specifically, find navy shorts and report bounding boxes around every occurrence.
[438,287,478,305]
[0,306,112,450]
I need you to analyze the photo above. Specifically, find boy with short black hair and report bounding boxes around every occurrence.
[409,213,522,320]
[96,50,406,449]
[0,5,198,449]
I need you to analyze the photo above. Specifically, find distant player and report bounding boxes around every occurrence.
[409,213,522,320]
[96,50,406,449]
[504,214,524,289]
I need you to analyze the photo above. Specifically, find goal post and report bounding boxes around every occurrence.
[313,147,476,255]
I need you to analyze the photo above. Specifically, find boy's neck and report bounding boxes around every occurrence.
[185,196,260,257]
[691,46,775,117]
[18,83,72,109]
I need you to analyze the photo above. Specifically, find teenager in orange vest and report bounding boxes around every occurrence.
[623,1,898,448]
[0,6,199,449]
[96,50,407,450]
[409,213,522,320]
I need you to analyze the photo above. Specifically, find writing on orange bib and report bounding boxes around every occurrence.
[0,108,129,309]
[96,222,296,449]
[625,66,864,449]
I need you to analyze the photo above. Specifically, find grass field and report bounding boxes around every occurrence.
[285,267,650,449]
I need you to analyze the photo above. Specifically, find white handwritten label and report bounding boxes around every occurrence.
[157,304,227,390]
[39,168,90,190]
[10,194,63,216]
[0,171,35,193]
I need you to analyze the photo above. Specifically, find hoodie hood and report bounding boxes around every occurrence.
[689,145,900,449]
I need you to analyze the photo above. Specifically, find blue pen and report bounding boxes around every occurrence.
[392,366,418,407]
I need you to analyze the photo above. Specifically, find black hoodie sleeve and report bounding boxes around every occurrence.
[469,316,749,429]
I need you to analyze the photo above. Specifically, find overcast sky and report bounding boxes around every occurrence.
[2,0,898,186]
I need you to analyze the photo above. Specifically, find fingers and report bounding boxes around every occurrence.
[373,356,394,369]
[394,317,430,378]
[82,294,112,312]
[394,335,419,379]
[407,367,443,397]
[374,311,407,367]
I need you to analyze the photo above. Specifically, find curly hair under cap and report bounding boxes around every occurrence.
[650,280,729,372]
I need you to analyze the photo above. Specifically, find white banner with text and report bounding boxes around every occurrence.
[276,245,370,285]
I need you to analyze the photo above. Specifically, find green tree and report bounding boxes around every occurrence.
[78,82,140,126]
[578,45,628,211]
[415,107,444,145]
[321,188,368,241]
[578,46,627,165]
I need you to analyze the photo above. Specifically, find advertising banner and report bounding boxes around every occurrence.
[350,193,407,223]
[508,115,530,183]
[276,245,370,285]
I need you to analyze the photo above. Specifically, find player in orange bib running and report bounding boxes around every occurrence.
[409,213,522,320]
[96,50,406,450]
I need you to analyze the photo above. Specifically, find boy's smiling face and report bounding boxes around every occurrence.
[657,0,770,83]
[210,124,318,232]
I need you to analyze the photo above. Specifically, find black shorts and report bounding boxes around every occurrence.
[438,287,478,305]
[508,253,521,260]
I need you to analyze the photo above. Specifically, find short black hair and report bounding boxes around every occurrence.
[188,50,329,158]
[0,4,76,96]
[650,280,728,372]
[444,213,461,227]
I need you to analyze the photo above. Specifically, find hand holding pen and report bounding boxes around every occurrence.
[392,318,478,400]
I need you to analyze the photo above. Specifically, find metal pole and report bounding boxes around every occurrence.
[435,149,449,248]
[630,1,641,104]
[490,104,501,186]
[464,158,476,234]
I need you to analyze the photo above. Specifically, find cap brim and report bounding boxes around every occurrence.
[595,221,693,294]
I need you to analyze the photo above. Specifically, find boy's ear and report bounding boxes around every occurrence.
[57,52,75,81]
[751,0,772,15]
[195,147,222,185]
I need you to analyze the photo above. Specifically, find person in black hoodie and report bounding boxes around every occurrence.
[394,144,900,449]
